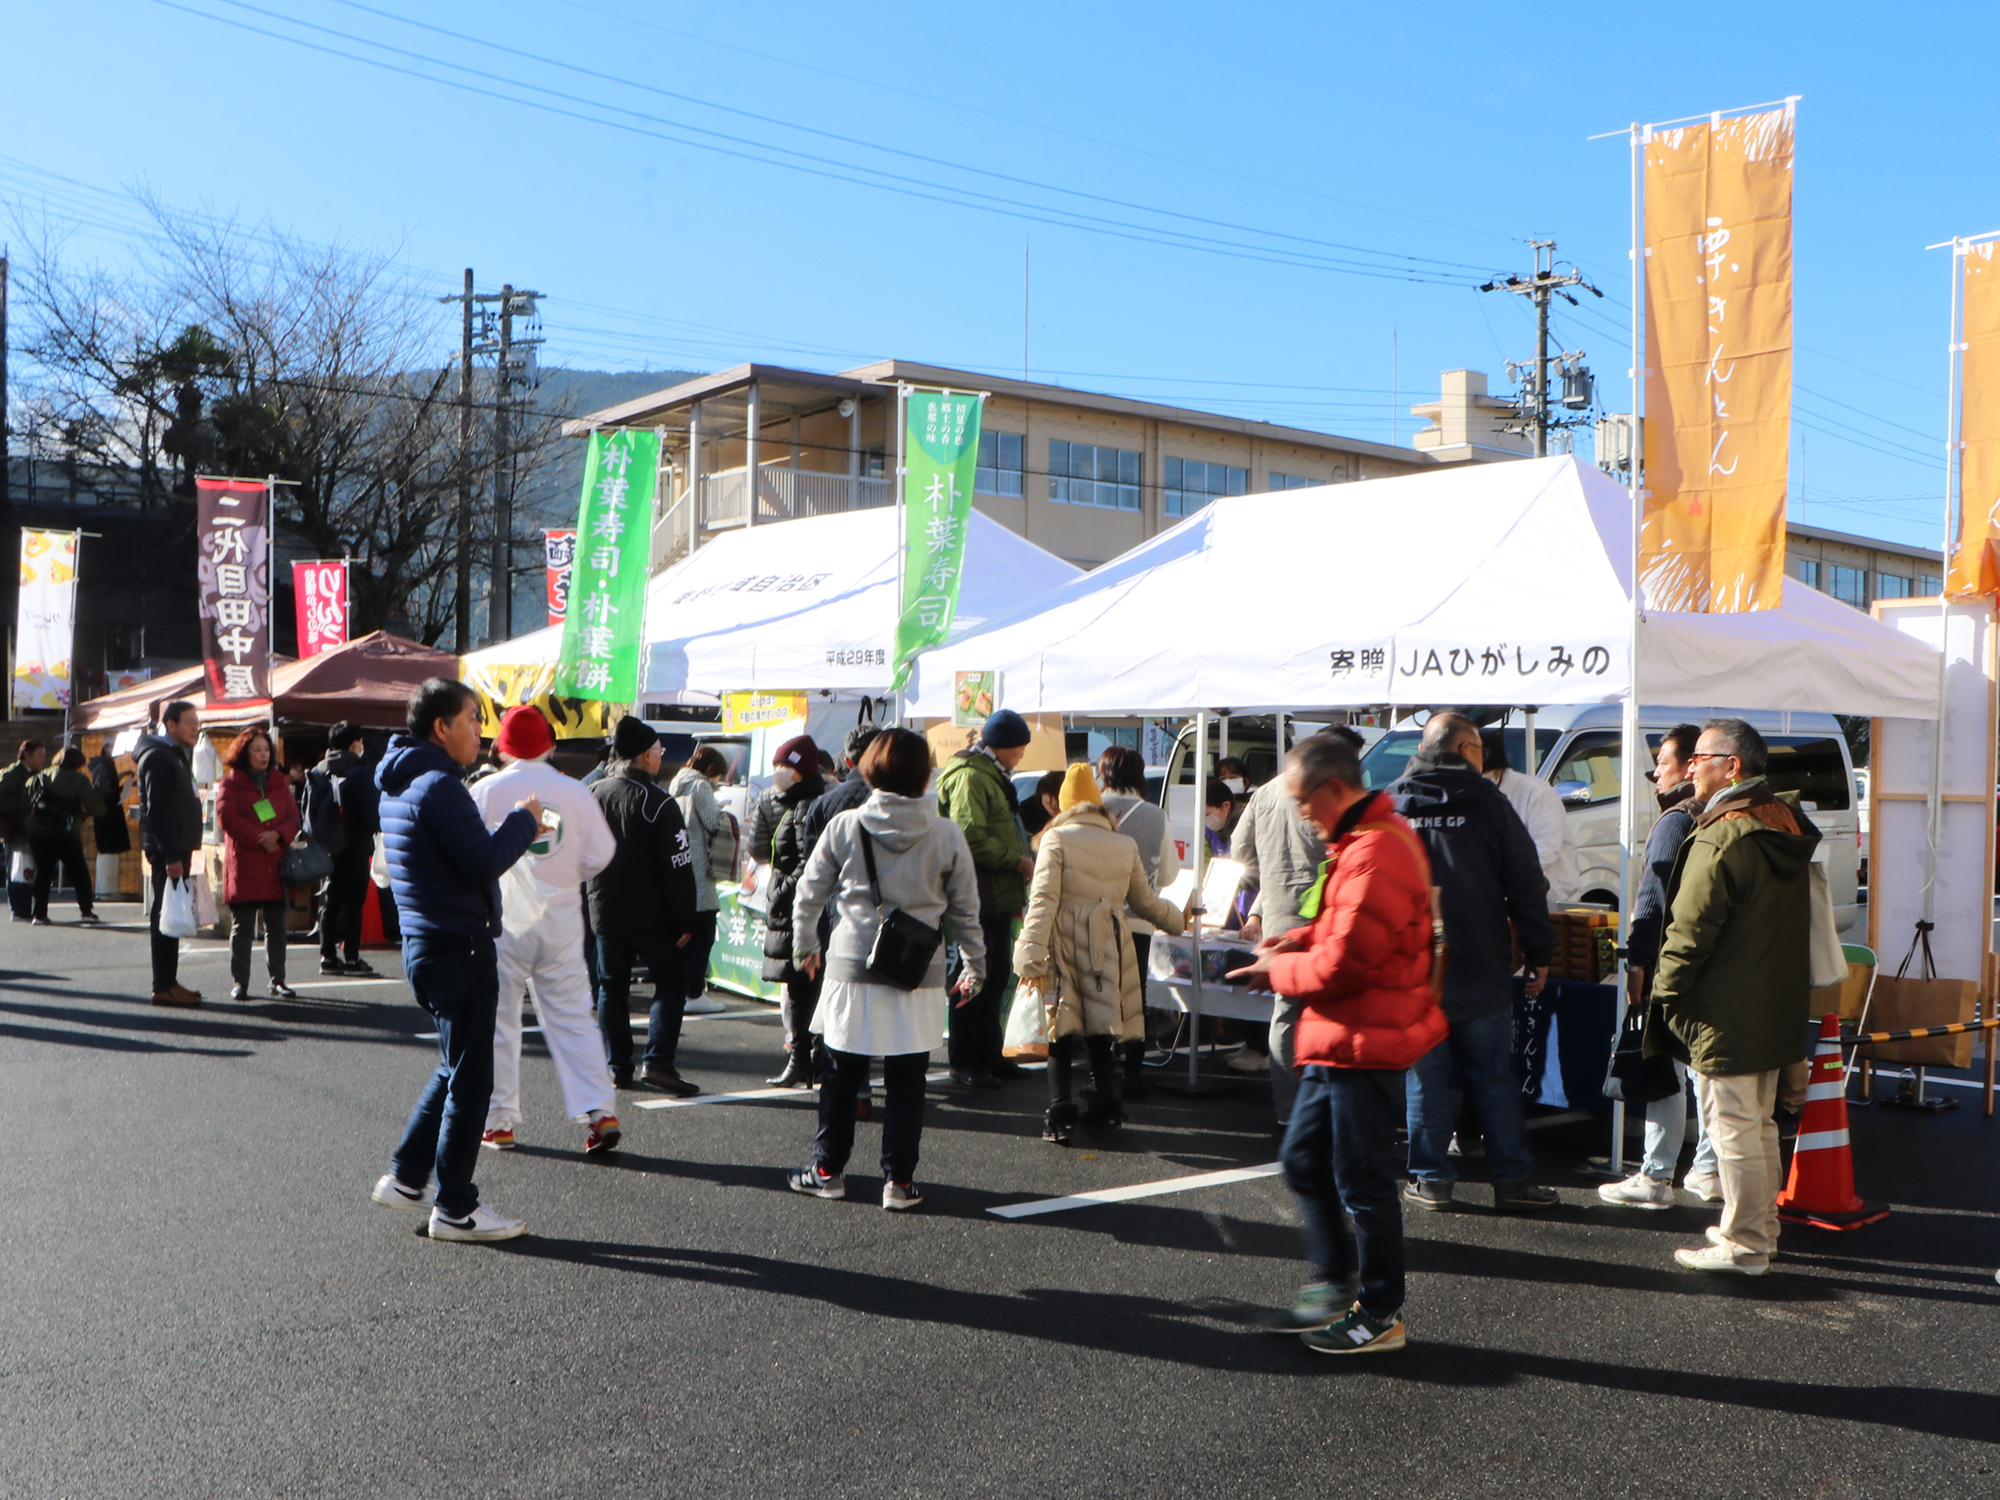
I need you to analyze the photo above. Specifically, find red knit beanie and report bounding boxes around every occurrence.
[773,734,819,776]
[494,705,556,761]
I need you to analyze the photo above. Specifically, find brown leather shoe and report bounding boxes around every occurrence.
[152,985,202,1008]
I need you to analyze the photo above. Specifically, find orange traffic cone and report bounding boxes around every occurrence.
[1777,1013,1889,1230]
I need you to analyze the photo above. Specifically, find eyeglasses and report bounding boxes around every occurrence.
[1684,752,1734,765]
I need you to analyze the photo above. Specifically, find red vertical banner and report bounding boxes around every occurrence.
[292,560,350,659]
[195,477,273,705]
[544,528,576,627]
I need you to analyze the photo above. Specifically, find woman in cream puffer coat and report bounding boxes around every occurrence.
[1015,764,1186,1143]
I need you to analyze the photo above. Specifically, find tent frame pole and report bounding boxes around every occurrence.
[1188,708,1210,1089]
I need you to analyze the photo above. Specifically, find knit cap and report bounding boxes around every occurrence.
[1058,763,1102,810]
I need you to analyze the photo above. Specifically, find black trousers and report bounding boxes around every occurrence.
[28,835,91,919]
[949,906,1014,1075]
[814,1049,929,1181]
[319,842,372,964]
[147,854,190,992]
[229,899,288,987]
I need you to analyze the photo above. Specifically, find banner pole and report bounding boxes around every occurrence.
[1927,242,1966,925]
[893,383,909,725]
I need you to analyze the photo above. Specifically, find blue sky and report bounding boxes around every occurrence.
[4,0,1996,549]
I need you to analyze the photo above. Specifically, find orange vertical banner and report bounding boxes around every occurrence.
[1641,106,1794,613]
[1947,242,2000,596]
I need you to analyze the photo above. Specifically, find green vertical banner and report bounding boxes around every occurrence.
[556,428,658,701]
[893,389,984,687]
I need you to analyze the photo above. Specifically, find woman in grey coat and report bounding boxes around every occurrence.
[786,729,984,1211]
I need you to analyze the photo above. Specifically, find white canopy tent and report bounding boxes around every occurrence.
[641,505,1080,701]
[907,456,1940,721]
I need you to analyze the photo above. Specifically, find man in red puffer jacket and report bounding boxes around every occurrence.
[1230,731,1444,1357]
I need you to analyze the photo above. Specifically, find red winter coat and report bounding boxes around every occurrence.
[1269,791,1447,1071]
[218,768,301,906]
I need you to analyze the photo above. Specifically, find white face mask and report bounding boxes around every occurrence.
[1221,777,1245,794]
[772,766,799,791]
[1204,810,1227,832]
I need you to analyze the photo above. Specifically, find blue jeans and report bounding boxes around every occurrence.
[814,1049,929,1181]
[391,932,499,1219]
[1405,1009,1535,1186]
[1280,1066,1406,1320]
[596,932,686,1075]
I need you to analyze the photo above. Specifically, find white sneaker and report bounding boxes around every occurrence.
[682,993,726,1015]
[371,1174,435,1212]
[1675,1241,1768,1276]
[1225,1047,1269,1074]
[427,1203,528,1242]
[1597,1172,1674,1210]
[883,1180,925,1212]
[1682,1171,1723,1203]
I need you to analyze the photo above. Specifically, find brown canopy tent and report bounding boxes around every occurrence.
[71,632,457,734]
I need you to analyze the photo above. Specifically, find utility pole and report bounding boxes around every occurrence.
[1480,239,1603,457]
[436,275,543,648]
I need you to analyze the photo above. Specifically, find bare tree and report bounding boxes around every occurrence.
[8,201,569,645]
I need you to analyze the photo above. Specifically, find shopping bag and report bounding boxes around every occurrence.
[498,859,553,937]
[1603,1002,1681,1103]
[95,853,122,895]
[1001,977,1050,1060]
[193,868,218,929]
[159,876,199,939]
[1806,858,1846,990]
[8,848,35,885]
[369,839,390,889]
[1867,923,1977,1068]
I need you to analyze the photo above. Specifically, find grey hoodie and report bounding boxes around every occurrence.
[792,790,987,990]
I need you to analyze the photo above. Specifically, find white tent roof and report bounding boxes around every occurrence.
[907,455,1941,720]
[636,505,1080,698]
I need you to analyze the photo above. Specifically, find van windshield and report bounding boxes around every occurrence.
[1357,727,1560,790]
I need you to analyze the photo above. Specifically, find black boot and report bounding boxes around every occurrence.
[1082,1035,1123,1130]
[766,1048,812,1088]
[1043,1100,1079,1145]
[1120,1037,1149,1100]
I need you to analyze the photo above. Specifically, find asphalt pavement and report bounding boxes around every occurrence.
[2,911,1997,1500]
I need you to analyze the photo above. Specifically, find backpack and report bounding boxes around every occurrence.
[302,766,349,857]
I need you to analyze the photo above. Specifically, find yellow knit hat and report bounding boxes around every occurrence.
[1058,762,1102,810]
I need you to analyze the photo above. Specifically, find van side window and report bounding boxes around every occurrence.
[1762,736,1851,810]
[1549,732,1622,805]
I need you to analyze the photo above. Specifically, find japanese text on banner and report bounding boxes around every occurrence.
[544,529,577,626]
[893,390,983,687]
[555,430,657,701]
[292,560,349,659]
[1640,106,1793,613]
[195,477,272,703]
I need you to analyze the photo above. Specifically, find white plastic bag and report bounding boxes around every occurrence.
[159,876,199,939]
[8,848,35,885]
[498,859,553,937]
[193,868,217,929]
[369,839,389,889]
[1002,976,1050,1059]
[95,853,122,894]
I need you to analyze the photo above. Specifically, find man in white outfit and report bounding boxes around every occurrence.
[469,706,621,1156]
[1481,730,1581,904]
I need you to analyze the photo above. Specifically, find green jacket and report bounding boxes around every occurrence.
[1646,779,1820,1077]
[0,760,35,839]
[25,766,108,840]
[934,748,1027,915]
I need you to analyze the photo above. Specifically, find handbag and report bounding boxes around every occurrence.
[1603,999,1681,1103]
[280,835,334,888]
[159,875,199,939]
[857,827,945,990]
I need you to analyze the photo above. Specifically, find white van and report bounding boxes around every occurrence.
[1160,708,1862,933]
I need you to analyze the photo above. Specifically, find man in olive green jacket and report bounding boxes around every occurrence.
[934,709,1035,1087]
[1648,718,1819,1277]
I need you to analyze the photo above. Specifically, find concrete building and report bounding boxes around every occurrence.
[1786,521,1941,610]
[567,360,1448,572]
[1409,369,1534,463]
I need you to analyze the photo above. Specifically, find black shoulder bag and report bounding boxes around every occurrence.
[858,826,945,990]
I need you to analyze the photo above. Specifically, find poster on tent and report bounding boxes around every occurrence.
[1947,241,2000,596]
[892,390,984,687]
[721,691,808,733]
[12,529,79,713]
[556,430,658,701]
[952,671,998,727]
[292,560,349,660]
[1641,104,1793,614]
[194,476,273,706]
[544,528,576,626]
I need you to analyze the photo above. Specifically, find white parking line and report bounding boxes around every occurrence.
[287,978,402,990]
[632,1070,954,1111]
[987,1162,1283,1219]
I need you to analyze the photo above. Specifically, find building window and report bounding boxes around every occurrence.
[1795,558,1821,589]
[1049,439,1140,511]
[1267,472,1315,491]
[1165,457,1246,518]
[864,446,886,479]
[976,431,1024,496]
[1828,564,1867,609]
[1876,573,1912,600]
[1921,574,1943,595]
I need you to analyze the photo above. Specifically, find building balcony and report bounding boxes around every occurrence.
[651,465,893,570]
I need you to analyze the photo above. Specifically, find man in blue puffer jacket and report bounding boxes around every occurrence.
[369,678,543,1243]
